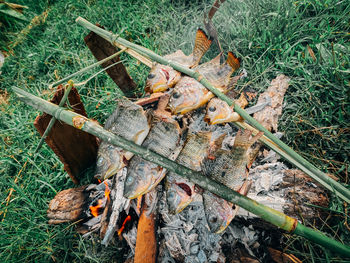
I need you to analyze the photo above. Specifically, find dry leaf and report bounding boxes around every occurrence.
[268,247,302,263]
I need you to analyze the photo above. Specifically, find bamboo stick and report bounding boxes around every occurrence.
[36,48,128,153]
[49,48,127,89]
[75,16,350,204]
[12,87,350,256]
[34,80,74,153]
[114,42,152,68]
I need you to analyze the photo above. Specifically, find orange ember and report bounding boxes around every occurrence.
[90,199,103,217]
[89,181,111,217]
[104,181,110,201]
[118,215,132,236]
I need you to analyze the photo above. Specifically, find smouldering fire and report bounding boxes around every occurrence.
[118,215,132,236]
[89,180,111,217]
[90,199,103,217]
[104,181,110,201]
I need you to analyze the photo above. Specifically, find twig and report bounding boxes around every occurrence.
[74,60,124,87]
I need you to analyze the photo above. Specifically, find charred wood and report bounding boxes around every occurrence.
[237,162,329,224]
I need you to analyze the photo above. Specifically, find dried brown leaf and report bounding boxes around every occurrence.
[307,45,316,62]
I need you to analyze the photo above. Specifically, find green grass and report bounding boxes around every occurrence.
[1,0,349,262]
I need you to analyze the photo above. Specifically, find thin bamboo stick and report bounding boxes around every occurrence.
[34,80,74,153]
[36,48,128,153]
[12,86,350,256]
[75,16,350,204]
[49,48,127,88]
[114,42,152,68]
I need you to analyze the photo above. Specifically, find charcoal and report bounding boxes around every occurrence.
[123,224,137,253]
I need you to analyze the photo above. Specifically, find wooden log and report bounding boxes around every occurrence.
[101,169,130,246]
[84,24,138,96]
[134,189,158,263]
[34,85,98,184]
[237,164,329,224]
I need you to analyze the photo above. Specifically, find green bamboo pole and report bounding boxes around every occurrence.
[12,86,350,257]
[75,16,350,203]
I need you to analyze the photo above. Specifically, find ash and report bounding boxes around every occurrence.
[80,108,287,262]
[159,191,224,263]
[158,188,272,262]
[158,108,271,262]
[187,107,238,150]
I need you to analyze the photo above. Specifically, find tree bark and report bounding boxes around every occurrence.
[84,24,138,96]
[34,85,98,184]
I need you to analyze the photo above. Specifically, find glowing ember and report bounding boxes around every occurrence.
[104,181,110,201]
[89,180,111,217]
[118,215,132,236]
[90,199,103,217]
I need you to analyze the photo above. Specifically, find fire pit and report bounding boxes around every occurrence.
[44,72,328,262]
[12,16,350,263]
